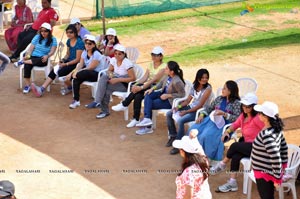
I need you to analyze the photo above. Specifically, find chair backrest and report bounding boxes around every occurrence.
[126,47,139,64]
[133,64,144,81]
[286,144,300,177]
[235,77,258,98]
[184,80,193,98]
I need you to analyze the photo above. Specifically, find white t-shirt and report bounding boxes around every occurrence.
[81,50,108,72]
[109,57,133,76]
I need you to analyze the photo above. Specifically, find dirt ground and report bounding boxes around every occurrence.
[0,5,300,199]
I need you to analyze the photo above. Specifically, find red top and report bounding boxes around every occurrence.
[32,7,59,30]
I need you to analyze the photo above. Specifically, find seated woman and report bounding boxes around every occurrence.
[87,44,136,118]
[20,22,57,94]
[167,69,213,155]
[70,18,90,39]
[31,24,84,97]
[210,93,264,193]
[136,61,186,135]
[68,34,109,109]
[188,80,241,161]
[4,0,33,53]
[97,28,120,58]
[111,46,166,128]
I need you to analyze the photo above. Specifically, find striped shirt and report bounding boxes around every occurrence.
[251,127,288,180]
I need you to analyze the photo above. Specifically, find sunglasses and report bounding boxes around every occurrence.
[85,41,94,46]
[151,53,161,57]
[66,31,74,34]
[242,104,252,108]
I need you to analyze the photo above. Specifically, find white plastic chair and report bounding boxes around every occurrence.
[19,45,52,92]
[247,144,300,199]
[235,77,258,98]
[125,47,139,64]
[0,1,14,32]
[152,80,193,129]
[112,64,144,120]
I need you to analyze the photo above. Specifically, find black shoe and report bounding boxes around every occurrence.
[165,137,176,147]
[170,148,179,155]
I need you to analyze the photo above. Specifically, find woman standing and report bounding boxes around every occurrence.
[20,22,57,94]
[210,93,264,193]
[86,44,136,118]
[188,80,241,161]
[135,61,186,135]
[4,0,33,52]
[68,34,108,109]
[167,68,213,155]
[31,24,84,97]
[111,46,166,128]
[251,101,288,199]
[173,130,212,199]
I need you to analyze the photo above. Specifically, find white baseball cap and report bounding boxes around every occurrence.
[114,44,126,52]
[40,22,51,31]
[84,34,96,44]
[240,92,258,105]
[70,17,80,24]
[172,134,204,154]
[254,101,279,119]
[151,46,164,55]
[106,28,117,36]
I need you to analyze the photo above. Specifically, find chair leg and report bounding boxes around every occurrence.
[278,186,284,199]
[247,177,252,199]
[152,110,157,129]
[124,109,129,121]
[19,66,23,89]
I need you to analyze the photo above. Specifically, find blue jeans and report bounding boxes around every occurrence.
[166,106,196,139]
[143,91,172,119]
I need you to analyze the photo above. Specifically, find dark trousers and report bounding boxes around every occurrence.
[24,56,48,78]
[12,27,37,58]
[122,90,145,121]
[226,142,252,171]
[256,178,275,199]
[72,70,98,101]
[48,64,77,80]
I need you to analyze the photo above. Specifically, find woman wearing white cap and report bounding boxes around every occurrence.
[111,46,166,128]
[210,93,264,193]
[85,44,136,118]
[251,101,288,199]
[173,130,212,199]
[97,28,120,58]
[70,17,90,39]
[68,34,109,109]
[18,22,57,94]
[187,80,241,162]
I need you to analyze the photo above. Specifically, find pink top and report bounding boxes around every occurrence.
[176,164,212,199]
[13,4,33,26]
[254,163,287,185]
[231,114,264,142]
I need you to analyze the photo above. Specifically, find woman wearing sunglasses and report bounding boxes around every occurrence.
[85,44,136,119]
[111,46,166,128]
[31,24,85,97]
[19,22,57,94]
[68,34,109,109]
[210,93,264,193]
[97,28,120,58]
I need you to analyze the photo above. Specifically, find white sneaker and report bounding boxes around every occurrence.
[217,180,238,192]
[136,118,153,127]
[112,103,128,111]
[69,100,80,109]
[209,161,226,175]
[136,127,153,135]
[126,119,139,128]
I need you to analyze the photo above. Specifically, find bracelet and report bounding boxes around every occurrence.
[107,44,113,47]
[177,104,182,109]
[152,85,157,90]
[226,128,231,134]
[140,85,144,89]
[200,113,204,117]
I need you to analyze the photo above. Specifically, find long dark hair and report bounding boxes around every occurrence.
[104,35,120,46]
[193,68,210,90]
[85,40,100,58]
[225,80,240,102]
[66,24,78,38]
[179,151,209,181]
[268,114,284,133]
[39,29,53,47]
[167,61,185,85]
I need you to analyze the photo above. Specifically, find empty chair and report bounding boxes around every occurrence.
[235,77,258,98]
[125,47,139,64]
